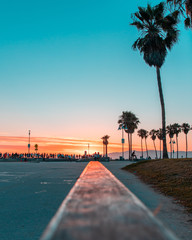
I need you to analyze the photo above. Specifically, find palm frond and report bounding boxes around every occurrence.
[164,29,179,49]
[184,16,191,27]
[130,21,144,30]
[138,6,151,23]
[131,2,179,68]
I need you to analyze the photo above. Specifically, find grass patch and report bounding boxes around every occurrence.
[123,158,192,213]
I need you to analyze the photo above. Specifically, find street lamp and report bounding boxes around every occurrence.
[172,140,175,159]
[28,130,31,155]
[118,126,127,160]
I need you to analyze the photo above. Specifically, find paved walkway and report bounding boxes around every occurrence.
[0,162,87,240]
[0,161,192,240]
[103,161,192,240]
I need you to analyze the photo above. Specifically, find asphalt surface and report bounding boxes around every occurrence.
[0,161,192,240]
[0,162,87,240]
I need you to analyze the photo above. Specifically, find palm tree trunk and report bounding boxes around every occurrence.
[141,138,143,157]
[129,134,131,160]
[186,134,188,158]
[106,144,108,158]
[145,138,149,158]
[170,137,172,159]
[153,140,158,159]
[156,67,168,159]
[176,135,179,159]
[160,140,161,159]
[131,133,133,158]
[128,133,130,159]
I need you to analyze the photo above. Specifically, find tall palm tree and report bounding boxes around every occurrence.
[138,129,148,158]
[172,123,181,159]
[131,2,179,159]
[144,130,149,159]
[150,129,158,159]
[137,129,145,157]
[156,128,163,159]
[34,144,38,154]
[167,0,192,28]
[181,123,191,158]
[166,124,175,158]
[118,111,140,159]
[101,135,110,158]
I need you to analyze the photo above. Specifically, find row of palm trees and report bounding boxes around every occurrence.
[101,116,191,159]
[138,123,191,159]
[130,1,191,159]
[118,111,191,159]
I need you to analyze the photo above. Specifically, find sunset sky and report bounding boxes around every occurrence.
[0,0,192,154]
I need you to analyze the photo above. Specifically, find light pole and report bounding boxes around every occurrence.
[172,140,175,159]
[118,126,126,160]
[28,130,31,155]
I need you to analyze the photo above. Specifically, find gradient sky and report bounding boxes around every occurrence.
[0,0,192,154]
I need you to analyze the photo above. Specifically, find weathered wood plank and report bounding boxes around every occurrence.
[40,161,179,240]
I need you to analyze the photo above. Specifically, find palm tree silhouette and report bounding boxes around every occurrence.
[181,123,191,158]
[156,128,163,159]
[34,144,38,154]
[131,2,179,159]
[101,135,110,158]
[138,129,148,158]
[167,0,192,28]
[144,131,149,159]
[172,123,181,159]
[118,111,140,159]
[166,124,175,158]
[150,129,158,159]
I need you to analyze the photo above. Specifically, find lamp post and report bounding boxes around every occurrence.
[28,130,31,155]
[118,126,127,160]
[172,140,175,159]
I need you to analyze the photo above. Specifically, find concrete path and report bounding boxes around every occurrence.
[0,161,192,240]
[103,161,192,240]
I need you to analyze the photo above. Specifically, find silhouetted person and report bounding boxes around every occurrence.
[131,151,137,160]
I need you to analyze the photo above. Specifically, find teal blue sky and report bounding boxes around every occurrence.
[0,0,192,151]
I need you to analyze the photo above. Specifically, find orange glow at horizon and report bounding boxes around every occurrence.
[0,136,138,154]
[0,135,191,154]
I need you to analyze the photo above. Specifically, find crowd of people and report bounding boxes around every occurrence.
[0,152,103,160]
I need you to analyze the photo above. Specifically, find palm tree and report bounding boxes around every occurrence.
[166,124,175,158]
[172,123,181,159]
[150,129,158,159]
[34,144,38,154]
[167,0,192,28]
[156,128,163,159]
[101,135,110,158]
[144,130,149,159]
[131,2,179,159]
[138,129,148,158]
[118,111,140,159]
[138,129,145,157]
[181,123,191,158]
